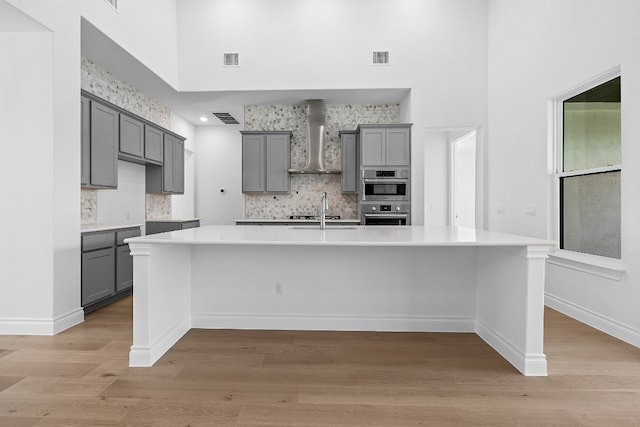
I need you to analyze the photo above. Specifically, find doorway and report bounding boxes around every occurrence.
[450,131,477,228]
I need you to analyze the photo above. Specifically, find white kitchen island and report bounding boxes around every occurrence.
[126,225,554,376]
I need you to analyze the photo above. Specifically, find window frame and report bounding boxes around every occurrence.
[549,67,625,279]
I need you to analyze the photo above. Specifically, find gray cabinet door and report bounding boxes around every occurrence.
[120,114,144,157]
[163,134,175,193]
[90,102,118,187]
[82,247,115,305]
[386,127,410,166]
[242,134,266,192]
[265,134,290,192]
[81,96,91,186]
[116,244,133,292]
[341,132,358,193]
[360,127,386,166]
[173,139,185,194]
[144,124,163,163]
[145,134,185,194]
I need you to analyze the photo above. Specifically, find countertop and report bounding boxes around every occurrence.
[126,224,555,248]
[146,218,200,223]
[234,219,360,225]
[81,223,143,233]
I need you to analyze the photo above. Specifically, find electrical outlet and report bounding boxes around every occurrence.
[525,205,537,215]
[275,281,285,295]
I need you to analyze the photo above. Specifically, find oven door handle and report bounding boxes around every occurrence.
[362,179,408,184]
[363,214,408,219]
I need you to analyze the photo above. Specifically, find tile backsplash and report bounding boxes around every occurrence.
[243,103,400,219]
[81,56,172,224]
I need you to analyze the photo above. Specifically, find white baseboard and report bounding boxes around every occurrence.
[53,308,84,334]
[129,316,191,367]
[545,293,640,348]
[0,308,84,335]
[191,312,476,333]
[476,318,548,376]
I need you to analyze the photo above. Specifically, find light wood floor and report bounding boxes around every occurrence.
[1,297,639,426]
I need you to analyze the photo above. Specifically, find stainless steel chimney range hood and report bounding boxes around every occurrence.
[288,99,341,174]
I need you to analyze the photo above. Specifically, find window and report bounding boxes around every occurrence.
[558,75,621,259]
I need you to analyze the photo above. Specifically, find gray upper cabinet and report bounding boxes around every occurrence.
[386,126,411,166]
[241,131,291,193]
[340,130,358,193]
[119,114,144,158]
[265,133,290,192]
[162,134,175,193]
[146,133,185,194]
[88,101,119,188]
[81,92,186,193]
[242,134,266,192]
[144,124,163,163]
[359,124,411,167]
[174,139,185,193]
[360,127,385,166]
[81,96,91,186]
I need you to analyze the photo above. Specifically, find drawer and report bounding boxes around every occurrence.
[116,228,141,245]
[82,231,115,252]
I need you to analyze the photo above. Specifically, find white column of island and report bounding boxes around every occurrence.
[126,225,554,376]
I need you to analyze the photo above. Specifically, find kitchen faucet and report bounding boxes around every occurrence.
[320,192,328,230]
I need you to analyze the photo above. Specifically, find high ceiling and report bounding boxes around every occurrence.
[80,19,410,127]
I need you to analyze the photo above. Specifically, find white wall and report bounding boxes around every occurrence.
[194,126,244,225]
[1,0,82,333]
[488,0,640,345]
[79,0,179,88]
[422,131,450,226]
[170,113,196,220]
[0,30,54,325]
[96,161,147,233]
[177,0,489,226]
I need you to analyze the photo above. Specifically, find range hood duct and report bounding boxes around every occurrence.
[289,99,341,174]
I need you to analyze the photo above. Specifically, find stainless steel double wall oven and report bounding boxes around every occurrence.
[359,167,411,225]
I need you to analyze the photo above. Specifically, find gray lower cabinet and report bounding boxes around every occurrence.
[340,130,358,193]
[358,124,411,167]
[81,97,119,188]
[82,247,115,306]
[116,245,133,292]
[241,131,292,193]
[146,219,200,235]
[146,133,185,194]
[81,226,140,312]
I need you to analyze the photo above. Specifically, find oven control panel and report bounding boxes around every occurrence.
[364,203,409,213]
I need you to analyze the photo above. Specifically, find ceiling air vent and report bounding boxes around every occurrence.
[104,0,119,11]
[372,50,389,65]
[223,53,239,67]
[212,112,239,125]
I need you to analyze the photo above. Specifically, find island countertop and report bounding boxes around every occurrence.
[128,224,554,376]
[126,224,554,248]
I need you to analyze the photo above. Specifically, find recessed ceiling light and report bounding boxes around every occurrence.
[199,116,209,122]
